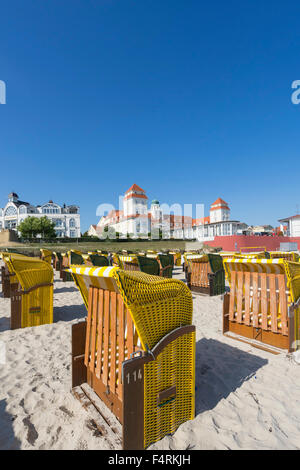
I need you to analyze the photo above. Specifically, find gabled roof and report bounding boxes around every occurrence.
[211,197,229,206]
[125,184,146,194]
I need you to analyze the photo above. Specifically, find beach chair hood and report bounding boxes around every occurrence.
[68,265,193,350]
[4,254,53,291]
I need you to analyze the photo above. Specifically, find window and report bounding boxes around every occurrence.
[19,206,27,214]
[42,203,60,215]
[53,219,63,227]
[4,206,17,217]
[69,218,76,228]
[70,230,76,238]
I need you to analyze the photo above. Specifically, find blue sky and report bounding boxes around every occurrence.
[1,0,300,231]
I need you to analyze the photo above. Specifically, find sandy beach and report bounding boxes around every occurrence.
[1,265,300,450]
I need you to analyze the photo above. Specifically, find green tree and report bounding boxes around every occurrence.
[18,216,56,239]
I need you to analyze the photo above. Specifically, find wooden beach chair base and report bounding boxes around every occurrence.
[1,266,12,298]
[223,292,294,354]
[72,320,195,450]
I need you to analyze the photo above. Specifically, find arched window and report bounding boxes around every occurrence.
[19,205,27,214]
[69,218,76,228]
[4,206,17,217]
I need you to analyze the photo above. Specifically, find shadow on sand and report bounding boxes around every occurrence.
[195,338,268,416]
[54,286,78,294]
[53,304,87,323]
[0,316,10,333]
[0,399,21,450]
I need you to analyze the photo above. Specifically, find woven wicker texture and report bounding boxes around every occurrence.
[111,253,124,269]
[144,329,195,448]
[158,254,173,278]
[89,254,110,267]
[137,256,160,276]
[4,254,53,328]
[69,251,85,265]
[269,252,299,262]
[70,266,193,351]
[114,270,192,350]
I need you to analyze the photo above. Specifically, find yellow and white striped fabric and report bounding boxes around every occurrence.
[119,255,138,262]
[224,258,286,282]
[219,252,238,258]
[186,254,207,261]
[67,266,119,307]
[146,253,159,259]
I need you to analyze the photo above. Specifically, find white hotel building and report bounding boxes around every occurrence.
[90,185,245,240]
[0,192,81,238]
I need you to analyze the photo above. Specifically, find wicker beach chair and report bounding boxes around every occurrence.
[88,254,110,267]
[158,254,174,278]
[2,253,53,329]
[60,253,73,281]
[223,258,300,353]
[137,255,160,276]
[53,252,63,272]
[119,255,140,272]
[0,252,22,298]
[169,251,182,267]
[69,265,195,450]
[269,251,299,262]
[40,249,53,265]
[69,251,85,265]
[186,253,225,296]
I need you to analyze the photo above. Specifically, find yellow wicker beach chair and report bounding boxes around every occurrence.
[1,252,25,298]
[40,249,53,265]
[111,253,124,269]
[169,251,182,267]
[269,251,299,262]
[223,258,300,353]
[70,265,195,450]
[119,254,140,271]
[2,253,53,329]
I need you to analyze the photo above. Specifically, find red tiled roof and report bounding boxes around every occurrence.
[211,198,229,207]
[192,216,210,226]
[125,184,146,194]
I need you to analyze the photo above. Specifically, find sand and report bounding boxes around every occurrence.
[1,265,300,450]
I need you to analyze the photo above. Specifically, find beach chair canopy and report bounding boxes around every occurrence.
[137,255,160,276]
[40,249,53,264]
[269,251,299,262]
[88,254,110,267]
[68,265,193,350]
[4,254,53,291]
[2,253,54,328]
[53,251,63,261]
[119,254,138,264]
[69,250,85,265]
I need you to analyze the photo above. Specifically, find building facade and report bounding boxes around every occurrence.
[90,186,245,241]
[171,198,245,241]
[278,214,300,238]
[0,193,81,238]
